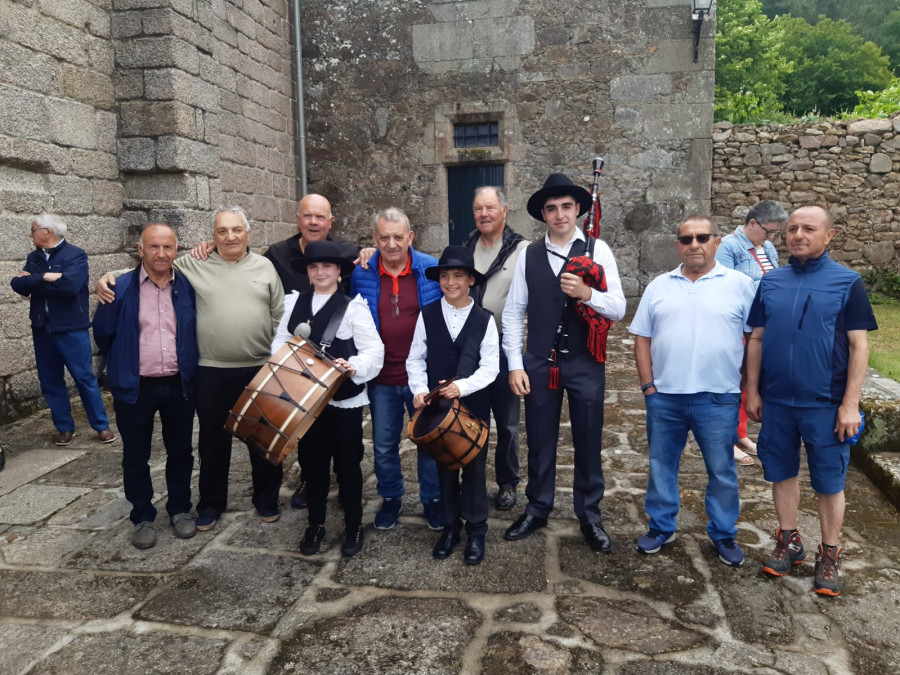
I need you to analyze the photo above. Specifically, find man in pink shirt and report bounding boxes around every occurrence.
[93,224,200,549]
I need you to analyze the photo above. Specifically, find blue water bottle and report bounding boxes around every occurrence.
[846,410,865,445]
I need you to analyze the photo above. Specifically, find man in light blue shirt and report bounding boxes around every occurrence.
[629,216,756,567]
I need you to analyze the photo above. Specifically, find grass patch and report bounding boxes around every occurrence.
[869,294,900,381]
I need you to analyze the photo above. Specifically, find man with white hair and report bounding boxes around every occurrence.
[11,213,116,446]
[97,207,284,531]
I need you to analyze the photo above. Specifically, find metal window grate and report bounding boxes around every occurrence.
[453,122,499,147]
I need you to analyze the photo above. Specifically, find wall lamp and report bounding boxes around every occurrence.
[692,0,713,63]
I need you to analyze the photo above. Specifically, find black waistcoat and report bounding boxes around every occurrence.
[524,237,591,359]
[288,291,364,401]
[422,301,491,424]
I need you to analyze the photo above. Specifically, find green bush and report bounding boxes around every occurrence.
[863,270,900,300]
[845,79,900,119]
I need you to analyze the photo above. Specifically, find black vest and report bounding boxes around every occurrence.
[421,301,491,424]
[288,292,364,401]
[524,237,592,359]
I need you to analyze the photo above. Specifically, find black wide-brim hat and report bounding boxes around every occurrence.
[292,240,355,276]
[526,173,592,222]
[425,245,487,286]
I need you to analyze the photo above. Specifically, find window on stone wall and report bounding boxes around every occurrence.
[453,122,499,148]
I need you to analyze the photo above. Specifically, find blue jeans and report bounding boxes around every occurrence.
[644,392,741,541]
[33,328,110,433]
[367,382,440,503]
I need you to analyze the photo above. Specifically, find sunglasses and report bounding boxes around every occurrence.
[676,233,714,245]
[390,293,400,318]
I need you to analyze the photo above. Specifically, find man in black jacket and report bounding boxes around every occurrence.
[11,214,115,446]
[461,187,528,509]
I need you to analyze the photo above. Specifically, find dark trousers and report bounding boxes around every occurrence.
[300,405,364,531]
[522,352,606,523]
[490,350,521,489]
[195,366,283,517]
[438,432,489,536]
[114,374,194,524]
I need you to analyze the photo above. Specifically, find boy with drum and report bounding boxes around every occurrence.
[407,246,499,565]
[280,240,384,557]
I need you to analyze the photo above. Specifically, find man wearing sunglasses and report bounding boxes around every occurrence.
[351,208,443,531]
[629,216,756,567]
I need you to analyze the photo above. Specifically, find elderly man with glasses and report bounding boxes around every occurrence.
[11,214,116,446]
[629,216,757,568]
[350,208,443,531]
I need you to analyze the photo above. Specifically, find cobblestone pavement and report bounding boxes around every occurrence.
[1,323,898,674]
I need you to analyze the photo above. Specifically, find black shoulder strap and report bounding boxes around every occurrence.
[319,293,351,349]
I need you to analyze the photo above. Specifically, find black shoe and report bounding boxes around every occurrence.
[495,486,516,510]
[291,478,308,509]
[503,514,548,541]
[432,528,461,559]
[299,524,325,555]
[341,526,365,557]
[464,534,486,565]
[580,520,612,553]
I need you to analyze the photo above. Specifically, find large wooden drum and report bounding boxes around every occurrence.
[407,397,488,470]
[226,337,348,465]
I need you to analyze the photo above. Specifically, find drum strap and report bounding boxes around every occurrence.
[319,293,351,350]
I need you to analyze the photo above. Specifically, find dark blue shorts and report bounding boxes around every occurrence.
[757,401,849,495]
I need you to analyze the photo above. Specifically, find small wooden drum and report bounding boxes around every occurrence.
[407,397,488,470]
[226,337,348,465]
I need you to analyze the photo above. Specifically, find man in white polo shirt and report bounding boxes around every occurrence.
[629,215,756,567]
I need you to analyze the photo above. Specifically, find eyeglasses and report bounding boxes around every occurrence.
[29,227,50,237]
[676,233,714,245]
[757,221,780,238]
[390,293,399,318]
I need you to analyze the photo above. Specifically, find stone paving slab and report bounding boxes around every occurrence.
[0,448,83,497]
[0,484,91,524]
[0,625,70,674]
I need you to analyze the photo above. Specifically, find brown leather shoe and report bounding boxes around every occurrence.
[97,429,116,443]
[54,431,74,446]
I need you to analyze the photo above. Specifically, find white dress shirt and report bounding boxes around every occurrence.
[501,229,627,371]
[407,297,500,399]
[272,292,384,408]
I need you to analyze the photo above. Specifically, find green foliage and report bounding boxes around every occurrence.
[846,79,900,118]
[714,0,792,122]
[773,17,893,116]
[863,270,900,300]
[869,301,900,379]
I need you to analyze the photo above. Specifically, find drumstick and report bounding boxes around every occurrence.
[423,375,459,405]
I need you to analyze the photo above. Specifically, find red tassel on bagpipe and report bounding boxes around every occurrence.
[582,157,604,238]
[548,351,560,390]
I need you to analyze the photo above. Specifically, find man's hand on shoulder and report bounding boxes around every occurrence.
[190,241,215,260]
[355,247,376,269]
[96,273,117,304]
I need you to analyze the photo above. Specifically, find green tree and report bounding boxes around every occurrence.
[774,16,893,115]
[715,0,792,122]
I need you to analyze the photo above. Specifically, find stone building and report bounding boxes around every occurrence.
[0,0,714,420]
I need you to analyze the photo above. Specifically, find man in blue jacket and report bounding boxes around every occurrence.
[746,205,877,597]
[93,223,200,549]
[11,214,115,446]
[351,208,443,531]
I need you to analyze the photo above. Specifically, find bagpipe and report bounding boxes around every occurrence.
[548,157,613,390]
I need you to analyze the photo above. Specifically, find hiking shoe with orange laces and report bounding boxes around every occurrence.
[762,528,806,577]
[814,544,842,597]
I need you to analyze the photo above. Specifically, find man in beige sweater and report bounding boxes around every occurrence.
[97,207,284,531]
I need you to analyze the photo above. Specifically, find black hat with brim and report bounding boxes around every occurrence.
[526,173,592,222]
[425,245,487,286]
[292,240,355,276]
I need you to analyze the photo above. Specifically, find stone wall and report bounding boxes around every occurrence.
[299,0,715,292]
[711,116,900,269]
[0,0,299,421]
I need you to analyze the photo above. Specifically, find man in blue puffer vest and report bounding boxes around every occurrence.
[746,205,877,597]
[93,224,200,550]
[351,207,443,531]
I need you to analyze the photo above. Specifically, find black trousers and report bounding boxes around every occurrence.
[490,350,521,489]
[299,404,363,530]
[115,374,194,524]
[522,352,606,523]
[438,430,489,536]
[195,365,283,518]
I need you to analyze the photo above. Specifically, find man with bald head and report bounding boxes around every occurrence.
[94,224,200,549]
[630,216,756,568]
[746,205,877,597]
